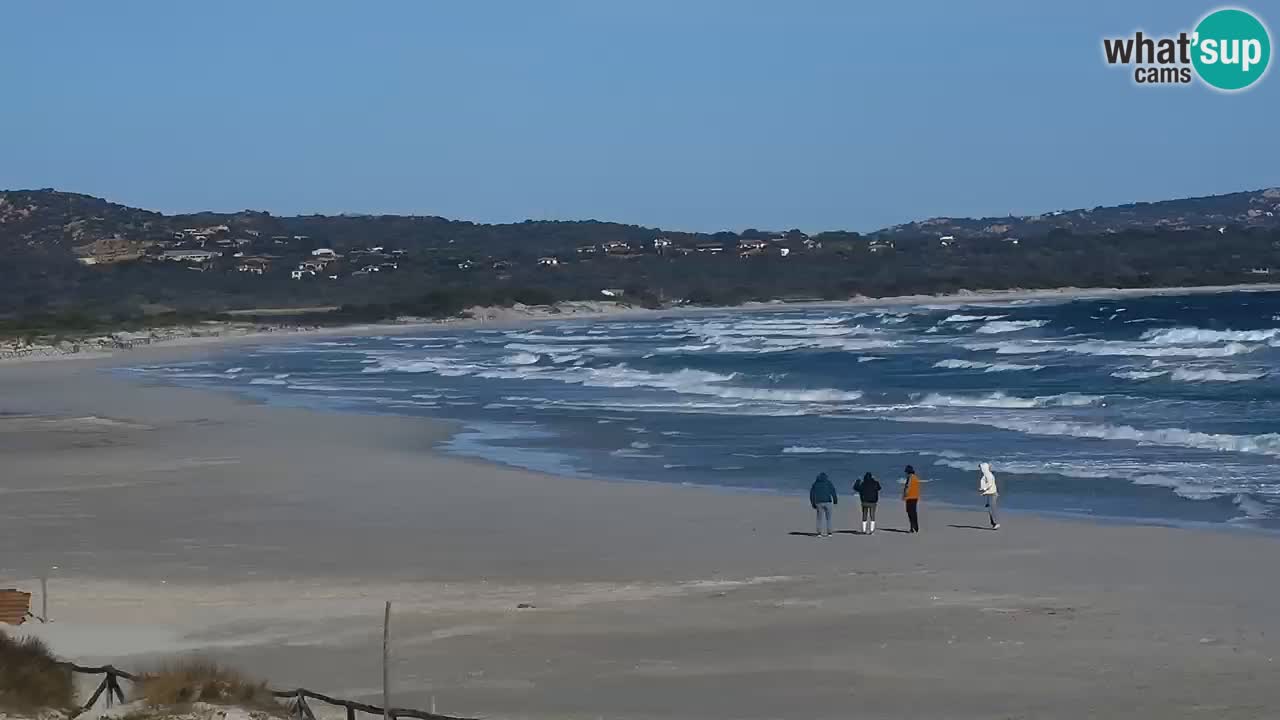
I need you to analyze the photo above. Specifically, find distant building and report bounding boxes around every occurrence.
[653,237,673,252]
[161,249,221,262]
[237,258,270,275]
[538,256,560,267]
[602,241,631,255]
[779,247,791,257]
[577,245,599,255]
[311,248,337,258]
[696,243,724,254]
[601,288,625,298]
[457,260,477,270]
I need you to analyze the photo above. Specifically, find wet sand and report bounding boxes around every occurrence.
[1,349,1278,719]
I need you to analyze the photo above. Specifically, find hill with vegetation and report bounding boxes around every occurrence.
[3,187,1280,333]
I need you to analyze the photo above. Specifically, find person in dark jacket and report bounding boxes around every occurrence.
[853,472,882,534]
[809,472,838,537]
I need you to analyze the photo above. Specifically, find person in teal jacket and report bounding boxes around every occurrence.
[809,472,838,537]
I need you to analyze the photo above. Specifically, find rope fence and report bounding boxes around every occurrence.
[58,663,475,720]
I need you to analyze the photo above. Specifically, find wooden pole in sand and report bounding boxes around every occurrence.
[383,601,392,720]
[40,575,48,622]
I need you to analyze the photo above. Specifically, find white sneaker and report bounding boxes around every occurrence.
[869,522,876,534]
[992,524,1001,530]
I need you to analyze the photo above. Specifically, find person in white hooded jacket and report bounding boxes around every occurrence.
[979,462,1000,529]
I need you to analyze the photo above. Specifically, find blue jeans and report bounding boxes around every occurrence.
[815,503,834,535]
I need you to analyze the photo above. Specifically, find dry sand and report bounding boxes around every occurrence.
[1,345,1279,720]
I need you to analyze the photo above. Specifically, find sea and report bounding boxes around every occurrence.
[123,290,1280,530]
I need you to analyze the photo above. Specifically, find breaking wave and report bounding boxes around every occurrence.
[916,392,1101,409]
[1141,327,1280,345]
[975,319,1049,334]
[1170,368,1266,383]
[965,340,1259,358]
[910,416,1280,458]
[933,358,1044,373]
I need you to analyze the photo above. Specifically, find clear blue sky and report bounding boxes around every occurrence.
[1,1,1275,232]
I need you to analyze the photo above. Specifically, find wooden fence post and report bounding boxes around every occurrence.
[383,601,392,720]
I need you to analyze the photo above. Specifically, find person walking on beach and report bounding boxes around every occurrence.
[809,472,838,537]
[979,462,1000,529]
[854,472,881,534]
[902,465,922,533]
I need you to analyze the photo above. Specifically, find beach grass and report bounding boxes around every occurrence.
[138,658,277,710]
[0,630,76,712]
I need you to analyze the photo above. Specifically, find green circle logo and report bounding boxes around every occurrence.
[1192,8,1271,91]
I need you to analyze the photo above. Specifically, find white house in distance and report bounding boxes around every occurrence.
[538,256,560,267]
[311,248,338,259]
[161,249,221,262]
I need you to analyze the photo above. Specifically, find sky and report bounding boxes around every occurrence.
[1,1,1275,232]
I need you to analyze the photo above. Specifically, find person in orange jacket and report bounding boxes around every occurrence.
[902,465,922,533]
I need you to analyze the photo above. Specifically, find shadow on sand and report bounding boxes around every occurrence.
[789,529,912,536]
[948,524,996,531]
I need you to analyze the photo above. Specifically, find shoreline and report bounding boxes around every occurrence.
[6,280,1280,366]
[3,351,1280,718]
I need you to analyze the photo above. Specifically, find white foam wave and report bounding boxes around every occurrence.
[933,359,1044,373]
[916,392,1101,409]
[975,319,1049,334]
[503,352,541,366]
[942,314,1006,323]
[248,378,288,385]
[1141,327,1280,345]
[1170,368,1266,383]
[505,342,583,354]
[965,340,1259,358]
[918,417,1280,458]
[1111,370,1168,380]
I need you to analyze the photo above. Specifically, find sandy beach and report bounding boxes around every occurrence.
[2,342,1279,720]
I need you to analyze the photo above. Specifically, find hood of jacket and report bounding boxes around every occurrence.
[979,463,998,494]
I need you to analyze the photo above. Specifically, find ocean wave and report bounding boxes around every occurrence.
[914,416,1280,458]
[930,456,1248,501]
[1110,367,1266,382]
[916,391,1101,409]
[975,319,1048,334]
[1111,370,1168,380]
[656,344,715,353]
[503,331,634,343]
[502,352,542,366]
[965,340,1260,358]
[1141,327,1280,345]
[248,378,289,385]
[783,445,859,455]
[1170,368,1266,383]
[933,359,1044,373]
[942,314,1006,323]
[504,342,584,354]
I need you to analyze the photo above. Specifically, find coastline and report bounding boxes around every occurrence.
[3,343,1280,718]
[6,280,1280,366]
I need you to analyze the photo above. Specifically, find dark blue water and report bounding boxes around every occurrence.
[123,291,1280,529]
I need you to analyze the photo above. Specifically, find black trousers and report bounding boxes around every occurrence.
[905,499,920,532]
